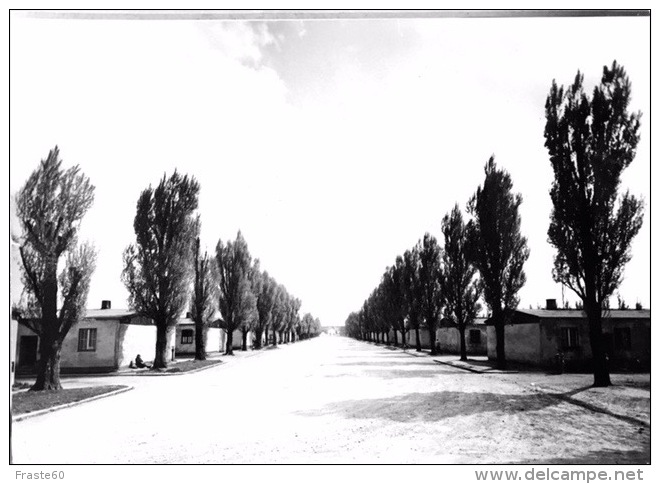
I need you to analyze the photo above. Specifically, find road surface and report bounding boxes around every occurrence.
[12,336,649,463]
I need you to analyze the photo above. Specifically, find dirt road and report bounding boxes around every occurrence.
[12,336,650,463]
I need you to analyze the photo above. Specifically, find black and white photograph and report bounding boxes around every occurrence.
[7,8,651,471]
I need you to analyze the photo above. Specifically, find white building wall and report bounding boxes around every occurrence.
[60,319,118,369]
[207,327,222,353]
[437,326,488,355]
[406,329,431,348]
[116,322,158,368]
[498,323,541,365]
[176,325,223,355]
[176,324,196,354]
[487,326,496,360]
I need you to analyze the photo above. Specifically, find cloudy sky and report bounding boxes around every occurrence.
[10,12,650,325]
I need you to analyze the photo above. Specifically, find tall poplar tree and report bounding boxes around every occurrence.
[441,204,481,361]
[254,270,275,349]
[215,231,256,355]
[191,226,217,360]
[417,233,444,355]
[467,157,529,369]
[403,247,424,351]
[544,61,644,386]
[122,171,199,368]
[16,147,97,390]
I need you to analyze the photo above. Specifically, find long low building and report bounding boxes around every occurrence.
[15,301,176,374]
[485,303,651,370]
[175,317,225,356]
[386,320,487,356]
[436,317,488,356]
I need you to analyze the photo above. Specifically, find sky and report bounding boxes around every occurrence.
[9,13,651,326]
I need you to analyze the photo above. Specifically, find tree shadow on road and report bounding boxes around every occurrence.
[323,368,468,379]
[296,390,562,422]
[514,444,650,465]
[335,353,409,359]
[332,360,437,367]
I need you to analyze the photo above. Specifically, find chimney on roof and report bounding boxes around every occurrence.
[101,300,111,310]
[186,312,193,319]
[546,299,557,310]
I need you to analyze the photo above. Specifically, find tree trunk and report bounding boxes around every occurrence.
[428,323,438,355]
[225,329,234,355]
[494,316,506,370]
[153,323,169,369]
[580,209,611,387]
[272,327,278,347]
[32,339,62,391]
[586,302,611,387]
[32,255,62,390]
[415,327,421,352]
[279,330,285,344]
[393,328,398,346]
[194,319,207,360]
[254,328,263,350]
[459,325,467,361]
[241,329,248,351]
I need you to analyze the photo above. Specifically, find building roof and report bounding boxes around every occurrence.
[439,316,487,328]
[177,317,223,328]
[518,308,650,319]
[22,308,146,326]
[84,309,138,320]
[485,308,650,325]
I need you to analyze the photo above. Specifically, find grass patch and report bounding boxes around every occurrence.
[12,385,128,415]
[12,381,32,391]
[161,359,221,374]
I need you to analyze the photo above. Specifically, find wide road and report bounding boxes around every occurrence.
[12,336,649,464]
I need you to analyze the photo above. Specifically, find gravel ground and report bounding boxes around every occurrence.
[12,336,650,464]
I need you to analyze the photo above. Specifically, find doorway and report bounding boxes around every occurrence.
[18,335,38,368]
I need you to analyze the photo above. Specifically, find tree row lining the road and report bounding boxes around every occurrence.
[345,155,527,369]
[345,61,645,388]
[120,170,323,366]
[14,61,643,390]
[15,160,322,391]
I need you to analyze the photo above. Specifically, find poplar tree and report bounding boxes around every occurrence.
[123,171,199,368]
[191,228,217,360]
[215,231,256,355]
[441,204,481,361]
[544,61,644,386]
[417,233,444,355]
[467,157,529,369]
[16,147,96,390]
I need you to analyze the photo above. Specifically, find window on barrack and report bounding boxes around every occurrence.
[181,329,194,344]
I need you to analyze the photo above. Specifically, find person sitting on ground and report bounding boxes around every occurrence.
[135,354,151,369]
